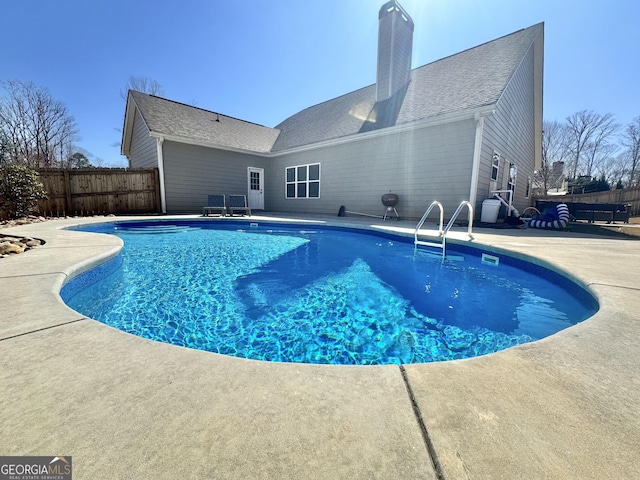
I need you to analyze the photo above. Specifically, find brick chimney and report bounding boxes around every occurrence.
[376,1,414,103]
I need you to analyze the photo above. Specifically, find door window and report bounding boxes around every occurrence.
[250,171,260,190]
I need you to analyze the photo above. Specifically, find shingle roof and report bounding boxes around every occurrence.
[124,23,542,155]
[272,23,543,151]
[129,91,280,154]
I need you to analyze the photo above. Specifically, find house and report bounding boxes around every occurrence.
[121,1,544,220]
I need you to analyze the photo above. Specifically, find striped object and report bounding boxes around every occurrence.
[528,203,570,230]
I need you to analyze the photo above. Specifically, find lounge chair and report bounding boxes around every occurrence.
[227,194,251,216]
[202,194,227,217]
[528,203,569,230]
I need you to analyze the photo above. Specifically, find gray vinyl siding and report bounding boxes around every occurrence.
[129,109,157,169]
[267,120,476,220]
[162,141,269,213]
[480,42,537,214]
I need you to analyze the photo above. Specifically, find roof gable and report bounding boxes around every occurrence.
[125,91,280,154]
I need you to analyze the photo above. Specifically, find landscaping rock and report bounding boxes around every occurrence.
[0,241,25,255]
[1,215,51,230]
[0,233,45,258]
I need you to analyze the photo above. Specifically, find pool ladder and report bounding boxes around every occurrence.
[414,201,474,259]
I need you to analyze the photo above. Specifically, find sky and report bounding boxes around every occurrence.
[2,0,639,167]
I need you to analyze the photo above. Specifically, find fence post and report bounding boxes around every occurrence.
[63,170,72,215]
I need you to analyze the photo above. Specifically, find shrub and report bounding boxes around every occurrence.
[0,165,47,218]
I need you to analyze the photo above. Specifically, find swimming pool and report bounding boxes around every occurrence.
[61,220,598,365]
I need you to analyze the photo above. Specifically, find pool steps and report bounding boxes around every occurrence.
[414,200,474,259]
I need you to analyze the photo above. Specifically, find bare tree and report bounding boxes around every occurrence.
[581,120,619,178]
[0,131,12,167]
[621,116,640,186]
[591,143,620,180]
[0,80,78,168]
[0,82,30,165]
[606,152,631,188]
[537,120,568,193]
[119,76,164,100]
[564,111,617,179]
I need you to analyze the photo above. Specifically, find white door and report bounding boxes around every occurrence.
[247,167,264,210]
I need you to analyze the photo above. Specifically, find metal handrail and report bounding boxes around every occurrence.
[441,201,474,259]
[414,201,445,258]
[415,200,474,259]
[414,201,444,242]
[443,201,474,238]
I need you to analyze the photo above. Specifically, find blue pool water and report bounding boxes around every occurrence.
[62,220,598,365]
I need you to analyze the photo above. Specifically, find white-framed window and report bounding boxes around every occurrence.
[491,152,500,181]
[525,176,531,198]
[286,163,320,199]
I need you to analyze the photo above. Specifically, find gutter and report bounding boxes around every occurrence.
[149,132,274,157]
[469,110,494,208]
[155,137,167,214]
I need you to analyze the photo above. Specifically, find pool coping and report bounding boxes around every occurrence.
[1,213,639,479]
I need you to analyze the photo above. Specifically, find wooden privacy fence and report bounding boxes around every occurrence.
[535,186,640,216]
[36,168,161,216]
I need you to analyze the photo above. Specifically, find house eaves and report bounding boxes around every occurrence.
[147,131,277,157]
[121,92,152,157]
[269,104,496,156]
[494,24,544,111]
[149,103,495,158]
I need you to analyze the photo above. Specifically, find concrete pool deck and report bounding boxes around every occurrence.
[1,214,639,479]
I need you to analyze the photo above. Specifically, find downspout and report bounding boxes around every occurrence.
[156,136,167,214]
[469,111,492,208]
